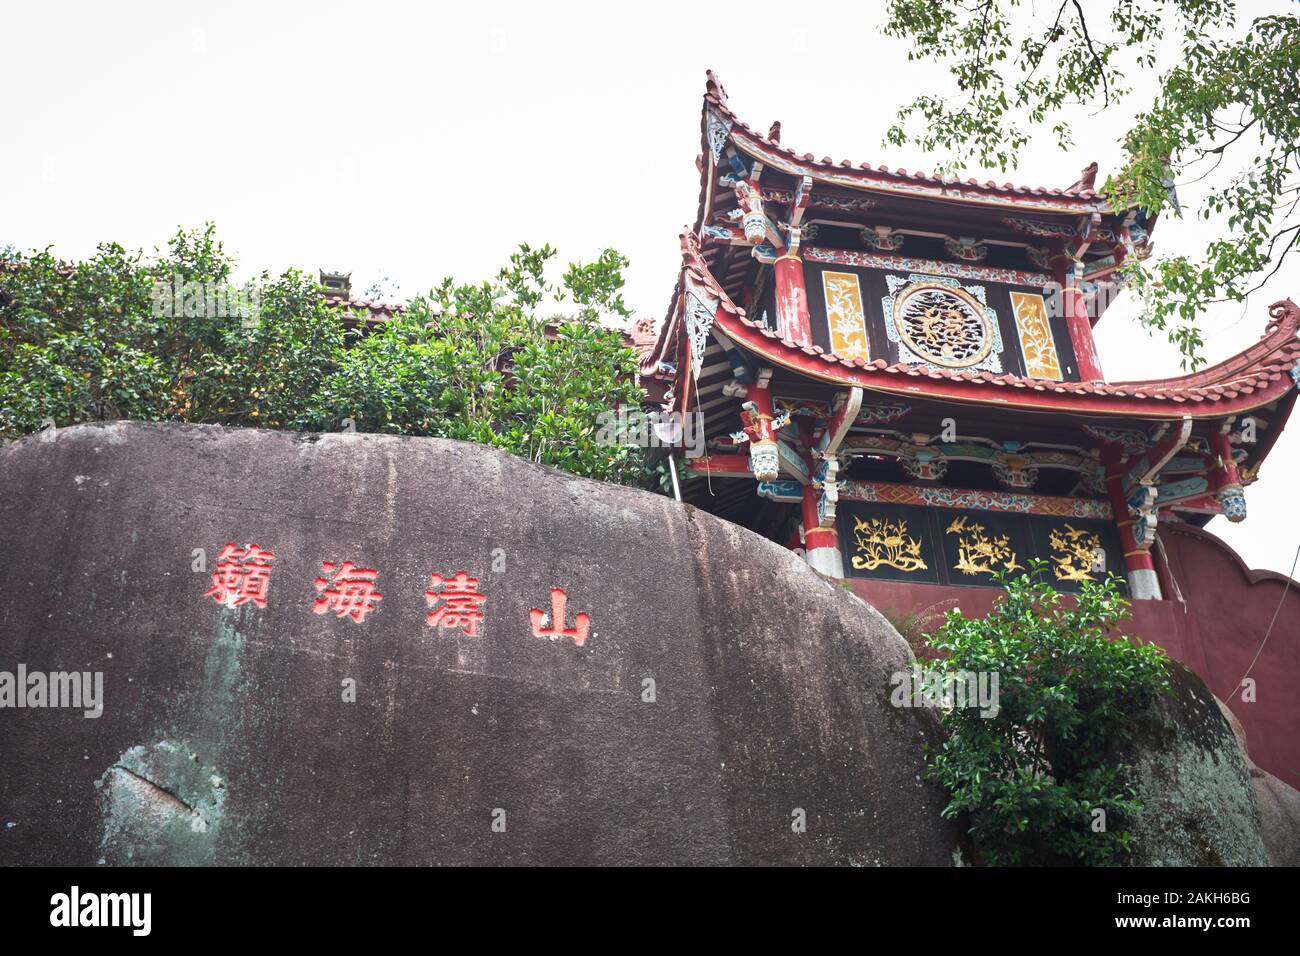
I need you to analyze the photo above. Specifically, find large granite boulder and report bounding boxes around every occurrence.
[1216,698,1300,866]
[1252,773,1300,867]
[1119,664,1268,866]
[0,422,960,866]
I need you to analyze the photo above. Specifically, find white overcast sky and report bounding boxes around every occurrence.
[2,1,1297,575]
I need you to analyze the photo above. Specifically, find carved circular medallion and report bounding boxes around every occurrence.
[891,283,993,368]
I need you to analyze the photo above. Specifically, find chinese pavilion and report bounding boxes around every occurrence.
[639,73,1300,605]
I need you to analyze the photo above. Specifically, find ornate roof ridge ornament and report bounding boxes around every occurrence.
[705,107,733,166]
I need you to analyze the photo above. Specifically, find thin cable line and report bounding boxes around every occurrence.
[1223,542,1299,701]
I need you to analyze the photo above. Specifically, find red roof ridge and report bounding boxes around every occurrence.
[702,71,1105,205]
[1112,299,1300,392]
[322,293,404,317]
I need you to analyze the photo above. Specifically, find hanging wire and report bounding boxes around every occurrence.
[1222,541,1300,701]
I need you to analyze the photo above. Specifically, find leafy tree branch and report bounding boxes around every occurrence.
[884,1,1299,369]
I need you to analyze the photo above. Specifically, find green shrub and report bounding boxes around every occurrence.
[919,561,1170,865]
[1,228,648,487]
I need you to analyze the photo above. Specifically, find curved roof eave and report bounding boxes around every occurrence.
[679,230,1300,423]
[698,70,1114,224]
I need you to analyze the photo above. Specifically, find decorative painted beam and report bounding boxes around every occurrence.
[837,480,1113,519]
[1119,417,1194,499]
[1154,475,1210,506]
[1082,424,1150,455]
[992,451,1041,489]
[804,246,1051,288]
[944,236,989,262]
[682,454,753,478]
[1164,492,1225,516]
[814,387,864,461]
[760,187,879,214]
[775,396,832,419]
[777,438,811,484]
[1002,216,1076,240]
[1161,453,1218,475]
[788,175,812,231]
[756,479,803,503]
[840,434,1097,487]
[700,222,750,246]
[1082,252,1122,283]
[1069,212,1102,261]
[864,226,907,251]
[855,402,912,426]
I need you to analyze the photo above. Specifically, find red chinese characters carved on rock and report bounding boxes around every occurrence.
[529,587,590,647]
[425,571,486,637]
[199,545,592,646]
[313,560,383,624]
[204,543,276,609]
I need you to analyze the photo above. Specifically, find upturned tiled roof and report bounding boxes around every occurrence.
[703,70,1105,204]
[321,294,404,321]
[649,231,1300,410]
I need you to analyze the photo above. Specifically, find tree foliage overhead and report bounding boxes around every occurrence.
[883,1,1300,369]
[0,225,648,486]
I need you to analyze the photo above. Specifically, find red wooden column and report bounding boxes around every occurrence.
[774,252,812,348]
[1051,247,1104,382]
[1099,443,1161,600]
[795,389,860,579]
[800,483,841,577]
[1208,427,1247,522]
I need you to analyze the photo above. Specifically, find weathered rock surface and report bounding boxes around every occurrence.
[0,422,960,866]
[1120,664,1268,866]
[1251,773,1300,866]
[1216,698,1300,866]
